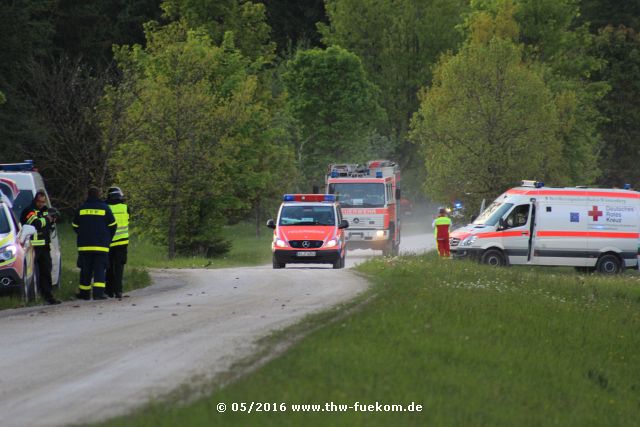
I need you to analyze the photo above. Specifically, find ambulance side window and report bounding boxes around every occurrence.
[504,204,530,228]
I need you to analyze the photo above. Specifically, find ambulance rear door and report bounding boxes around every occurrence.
[586,196,639,268]
[530,197,590,267]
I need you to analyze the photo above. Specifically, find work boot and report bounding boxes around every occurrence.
[93,288,108,300]
[115,292,123,299]
[75,291,91,301]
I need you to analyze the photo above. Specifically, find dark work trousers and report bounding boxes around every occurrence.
[106,245,127,296]
[77,252,108,298]
[34,247,54,300]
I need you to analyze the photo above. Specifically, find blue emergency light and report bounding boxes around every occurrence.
[624,183,632,190]
[454,201,463,209]
[283,194,336,202]
[331,170,339,178]
[0,160,34,171]
[535,181,544,188]
[375,171,383,178]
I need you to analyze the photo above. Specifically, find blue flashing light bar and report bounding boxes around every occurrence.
[0,160,34,172]
[331,171,339,178]
[535,181,544,188]
[375,171,383,178]
[623,183,632,190]
[283,194,336,202]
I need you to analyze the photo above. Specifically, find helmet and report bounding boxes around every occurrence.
[107,186,124,201]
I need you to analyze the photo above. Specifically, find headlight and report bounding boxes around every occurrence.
[461,236,477,246]
[325,239,338,248]
[0,244,17,261]
[275,238,287,248]
[376,230,385,237]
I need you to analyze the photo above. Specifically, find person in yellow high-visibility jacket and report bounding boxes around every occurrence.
[432,208,452,257]
[105,187,129,299]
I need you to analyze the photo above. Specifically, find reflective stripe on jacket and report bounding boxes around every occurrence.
[108,203,129,247]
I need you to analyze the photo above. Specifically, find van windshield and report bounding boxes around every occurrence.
[279,205,335,226]
[328,183,385,207]
[473,202,514,226]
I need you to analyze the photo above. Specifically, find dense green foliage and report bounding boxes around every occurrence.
[411,4,562,206]
[1,0,638,253]
[97,254,640,426]
[319,0,469,172]
[283,46,383,188]
[107,22,293,258]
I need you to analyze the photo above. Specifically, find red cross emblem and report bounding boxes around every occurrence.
[588,206,603,221]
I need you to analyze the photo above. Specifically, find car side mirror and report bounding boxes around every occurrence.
[19,224,37,245]
[498,218,506,230]
[338,219,349,229]
[266,219,276,229]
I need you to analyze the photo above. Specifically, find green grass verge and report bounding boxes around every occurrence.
[0,222,271,309]
[94,253,640,427]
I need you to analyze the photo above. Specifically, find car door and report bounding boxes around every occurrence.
[500,203,532,265]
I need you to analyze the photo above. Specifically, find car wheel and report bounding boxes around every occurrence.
[596,254,622,274]
[333,256,343,269]
[481,249,506,267]
[272,255,285,269]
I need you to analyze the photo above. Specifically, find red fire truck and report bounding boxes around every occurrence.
[326,160,401,255]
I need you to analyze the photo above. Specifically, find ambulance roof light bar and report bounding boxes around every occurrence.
[520,180,544,188]
[0,160,35,172]
[283,194,335,202]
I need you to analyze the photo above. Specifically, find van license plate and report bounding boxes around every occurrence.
[297,251,316,257]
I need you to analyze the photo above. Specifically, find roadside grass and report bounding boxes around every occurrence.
[0,223,271,309]
[95,253,640,427]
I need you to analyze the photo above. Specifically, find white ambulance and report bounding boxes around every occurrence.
[450,181,640,273]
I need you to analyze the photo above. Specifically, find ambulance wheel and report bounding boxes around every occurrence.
[481,249,506,267]
[596,254,622,274]
[333,253,345,269]
[272,256,285,269]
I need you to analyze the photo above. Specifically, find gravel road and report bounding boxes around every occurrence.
[0,228,434,427]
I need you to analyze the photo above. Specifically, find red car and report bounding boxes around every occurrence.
[267,194,349,269]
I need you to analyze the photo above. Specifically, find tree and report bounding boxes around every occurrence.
[51,0,164,69]
[261,0,327,52]
[470,0,606,185]
[108,22,293,258]
[161,0,275,64]
[410,3,562,208]
[0,0,56,158]
[319,0,469,172]
[19,57,108,211]
[593,25,640,187]
[580,0,640,31]
[282,46,384,189]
